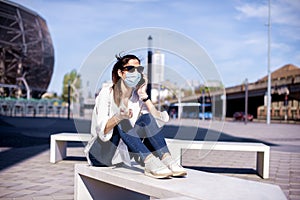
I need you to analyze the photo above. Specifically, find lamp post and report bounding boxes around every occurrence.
[245,78,248,124]
[201,89,205,121]
[147,35,153,100]
[266,0,272,124]
[177,87,182,120]
[67,80,71,120]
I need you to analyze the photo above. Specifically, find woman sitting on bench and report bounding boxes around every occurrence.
[85,54,187,179]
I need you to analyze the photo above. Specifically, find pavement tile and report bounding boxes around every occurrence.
[290,183,300,188]
[290,195,300,200]
[0,182,19,188]
[27,185,50,192]
[290,189,300,196]
[32,196,53,200]
[275,178,290,184]
[2,190,35,198]
[52,195,74,200]
[290,177,300,183]
[279,184,290,190]
[12,197,33,200]
[0,188,15,198]
[6,183,33,191]
[56,188,73,195]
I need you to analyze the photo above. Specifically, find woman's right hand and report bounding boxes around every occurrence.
[116,108,133,120]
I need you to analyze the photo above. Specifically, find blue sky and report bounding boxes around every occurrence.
[11,0,300,95]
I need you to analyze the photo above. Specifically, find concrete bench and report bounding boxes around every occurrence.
[165,138,270,179]
[50,133,270,179]
[50,133,91,163]
[74,163,286,200]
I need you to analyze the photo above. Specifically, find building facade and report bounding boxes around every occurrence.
[226,64,300,121]
[0,0,54,99]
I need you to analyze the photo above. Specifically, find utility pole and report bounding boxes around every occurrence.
[245,78,248,124]
[201,89,205,121]
[67,80,71,120]
[267,0,272,124]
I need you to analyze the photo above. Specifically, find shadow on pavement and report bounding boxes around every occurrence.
[185,166,257,175]
[0,116,276,172]
[162,125,277,146]
[0,116,90,171]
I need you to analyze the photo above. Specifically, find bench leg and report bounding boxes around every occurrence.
[50,137,67,163]
[74,173,149,200]
[74,173,93,200]
[256,150,270,179]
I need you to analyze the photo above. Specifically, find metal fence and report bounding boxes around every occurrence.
[0,98,68,118]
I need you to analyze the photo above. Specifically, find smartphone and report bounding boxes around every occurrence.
[137,75,145,87]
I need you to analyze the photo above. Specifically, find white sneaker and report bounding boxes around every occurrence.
[162,154,187,177]
[144,155,173,179]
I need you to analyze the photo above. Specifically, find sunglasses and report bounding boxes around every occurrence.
[122,65,144,73]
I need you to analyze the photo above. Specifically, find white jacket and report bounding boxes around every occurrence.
[84,84,169,166]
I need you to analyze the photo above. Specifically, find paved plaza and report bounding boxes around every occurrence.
[0,116,299,200]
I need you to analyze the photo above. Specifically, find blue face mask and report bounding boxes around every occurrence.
[124,71,141,88]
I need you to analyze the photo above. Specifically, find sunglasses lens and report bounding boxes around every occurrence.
[122,66,133,72]
[138,66,144,73]
[123,66,144,73]
[128,67,136,72]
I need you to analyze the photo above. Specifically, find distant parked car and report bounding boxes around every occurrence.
[233,112,253,121]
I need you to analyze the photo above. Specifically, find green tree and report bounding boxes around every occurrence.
[61,69,81,102]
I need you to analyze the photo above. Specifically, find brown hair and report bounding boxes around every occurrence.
[112,54,141,106]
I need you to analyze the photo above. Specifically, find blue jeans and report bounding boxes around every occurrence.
[117,113,169,162]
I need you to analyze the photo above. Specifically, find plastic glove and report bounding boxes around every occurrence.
[115,102,133,120]
[155,111,170,128]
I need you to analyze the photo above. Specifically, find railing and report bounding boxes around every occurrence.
[0,98,69,118]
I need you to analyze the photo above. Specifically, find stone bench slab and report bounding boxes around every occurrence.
[74,163,286,200]
[50,133,91,163]
[165,138,270,179]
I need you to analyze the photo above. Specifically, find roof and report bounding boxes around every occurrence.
[258,64,300,82]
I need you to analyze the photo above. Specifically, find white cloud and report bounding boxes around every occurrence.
[233,0,300,73]
[272,0,300,26]
[235,3,268,20]
[235,0,300,26]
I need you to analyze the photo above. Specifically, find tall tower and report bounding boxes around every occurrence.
[147,35,153,100]
[152,51,165,84]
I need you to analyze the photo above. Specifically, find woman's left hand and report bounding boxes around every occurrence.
[137,75,148,100]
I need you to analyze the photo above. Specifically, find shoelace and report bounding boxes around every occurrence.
[147,156,167,171]
[162,155,176,167]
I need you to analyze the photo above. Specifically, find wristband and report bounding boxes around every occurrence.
[142,96,150,102]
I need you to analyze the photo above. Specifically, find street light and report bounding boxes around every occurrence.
[67,80,71,120]
[147,35,153,100]
[245,78,248,124]
[266,0,272,124]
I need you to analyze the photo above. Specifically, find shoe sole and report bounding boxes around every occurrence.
[144,171,173,179]
[172,171,187,177]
